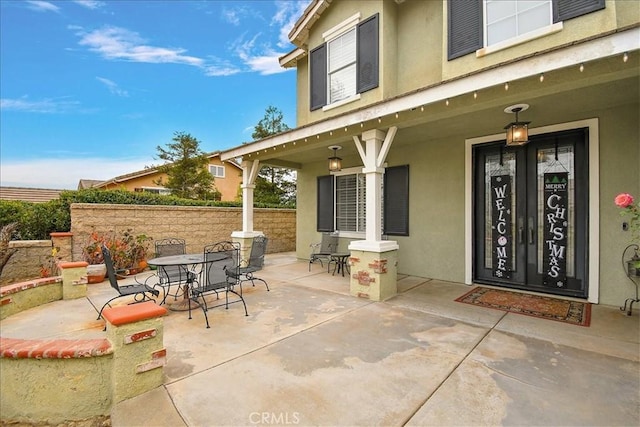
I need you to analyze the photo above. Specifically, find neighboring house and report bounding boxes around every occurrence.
[87,153,242,201]
[0,186,64,203]
[222,0,639,306]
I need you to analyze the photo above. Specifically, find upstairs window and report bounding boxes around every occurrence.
[209,165,225,178]
[448,0,605,60]
[310,13,379,111]
[485,0,552,46]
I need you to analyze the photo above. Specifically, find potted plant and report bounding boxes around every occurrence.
[615,193,640,276]
[82,231,108,283]
[82,229,152,281]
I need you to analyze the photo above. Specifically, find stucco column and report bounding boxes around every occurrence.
[349,128,399,301]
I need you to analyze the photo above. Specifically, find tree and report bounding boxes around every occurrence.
[154,132,220,200]
[251,106,296,206]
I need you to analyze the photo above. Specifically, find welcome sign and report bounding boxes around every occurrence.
[543,172,568,287]
[491,175,512,279]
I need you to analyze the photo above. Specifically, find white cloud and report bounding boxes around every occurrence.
[273,0,312,48]
[96,77,129,97]
[76,26,204,66]
[0,157,153,190]
[72,0,105,9]
[1,97,80,113]
[25,1,60,13]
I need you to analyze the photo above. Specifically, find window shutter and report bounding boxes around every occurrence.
[357,13,379,93]
[553,0,605,22]
[383,165,409,236]
[317,175,335,232]
[310,43,327,111]
[448,0,483,61]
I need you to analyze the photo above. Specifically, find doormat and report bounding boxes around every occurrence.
[455,286,591,326]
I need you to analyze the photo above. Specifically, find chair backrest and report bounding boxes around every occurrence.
[155,237,186,257]
[318,232,338,254]
[101,245,121,293]
[201,241,240,290]
[247,235,268,269]
[155,238,187,283]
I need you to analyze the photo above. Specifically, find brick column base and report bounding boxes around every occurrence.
[348,246,398,301]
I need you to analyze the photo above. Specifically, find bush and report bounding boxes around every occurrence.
[0,188,294,240]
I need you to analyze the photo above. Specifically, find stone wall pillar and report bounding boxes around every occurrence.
[348,244,398,301]
[58,261,87,300]
[50,232,72,262]
[102,302,168,404]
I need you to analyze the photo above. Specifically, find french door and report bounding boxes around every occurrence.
[473,129,588,298]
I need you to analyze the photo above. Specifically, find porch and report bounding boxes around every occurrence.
[2,252,638,426]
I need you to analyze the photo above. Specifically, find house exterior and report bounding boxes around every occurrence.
[91,153,242,201]
[222,0,639,306]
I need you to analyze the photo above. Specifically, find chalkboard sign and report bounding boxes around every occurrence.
[543,172,568,287]
[491,175,512,279]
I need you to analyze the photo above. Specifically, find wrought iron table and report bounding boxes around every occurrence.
[330,253,350,277]
[147,253,206,311]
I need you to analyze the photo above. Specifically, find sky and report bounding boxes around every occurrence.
[0,0,311,190]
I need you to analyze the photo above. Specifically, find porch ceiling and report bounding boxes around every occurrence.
[223,33,639,168]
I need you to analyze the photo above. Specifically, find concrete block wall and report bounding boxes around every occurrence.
[71,203,296,261]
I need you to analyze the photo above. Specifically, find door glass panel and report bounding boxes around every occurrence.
[484,152,516,272]
[536,145,575,278]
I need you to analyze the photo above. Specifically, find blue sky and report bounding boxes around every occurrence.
[0,0,310,189]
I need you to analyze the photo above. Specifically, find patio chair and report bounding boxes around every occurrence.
[153,237,195,305]
[228,235,270,292]
[97,245,159,322]
[189,241,248,328]
[309,232,338,271]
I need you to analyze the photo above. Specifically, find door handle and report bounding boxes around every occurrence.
[528,217,535,245]
[518,217,524,244]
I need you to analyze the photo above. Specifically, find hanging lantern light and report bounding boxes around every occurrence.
[328,145,342,172]
[504,104,531,146]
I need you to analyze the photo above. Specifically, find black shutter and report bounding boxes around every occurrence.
[553,0,605,22]
[317,175,335,232]
[383,165,409,236]
[310,43,327,111]
[357,13,379,93]
[448,0,483,61]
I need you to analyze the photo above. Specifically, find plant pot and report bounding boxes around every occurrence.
[86,263,107,284]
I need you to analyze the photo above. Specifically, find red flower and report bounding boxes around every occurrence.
[615,193,634,208]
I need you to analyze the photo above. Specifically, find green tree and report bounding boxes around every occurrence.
[154,132,221,200]
[251,106,296,206]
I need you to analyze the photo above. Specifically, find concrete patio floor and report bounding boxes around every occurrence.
[2,252,639,426]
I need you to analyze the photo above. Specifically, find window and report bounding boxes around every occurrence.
[134,187,172,195]
[209,165,225,178]
[310,14,379,111]
[336,173,366,232]
[316,165,409,236]
[485,0,552,46]
[448,0,605,60]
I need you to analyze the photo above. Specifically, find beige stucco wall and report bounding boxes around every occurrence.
[70,204,296,262]
[102,158,242,202]
[296,101,639,307]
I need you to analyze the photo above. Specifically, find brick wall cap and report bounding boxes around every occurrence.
[103,302,167,326]
[0,277,61,297]
[50,231,73,237]
[59,261,88,269]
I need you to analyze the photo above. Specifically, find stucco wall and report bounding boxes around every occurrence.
[0,240,54,286]
[70,204,296,261]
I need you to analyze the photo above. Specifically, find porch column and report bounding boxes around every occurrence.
[231,159,263,265]
[349,128,400,301]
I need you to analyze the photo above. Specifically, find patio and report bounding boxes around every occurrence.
[2,252,639,426]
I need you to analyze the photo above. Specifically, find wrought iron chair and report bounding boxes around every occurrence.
[97,245,159,322]
[309,232,338,271]
[189,241,248,328]
[228,235,269,292]
[152,237,195,305]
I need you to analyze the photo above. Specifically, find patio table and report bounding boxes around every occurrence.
[330,253,350,277]
[147,254,206,311]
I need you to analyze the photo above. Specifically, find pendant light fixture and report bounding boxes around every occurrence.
[328,145,342,172]
[504,104,531,146]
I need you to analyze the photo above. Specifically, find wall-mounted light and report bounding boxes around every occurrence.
[504,104,530,146]
[328,145,342,172]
